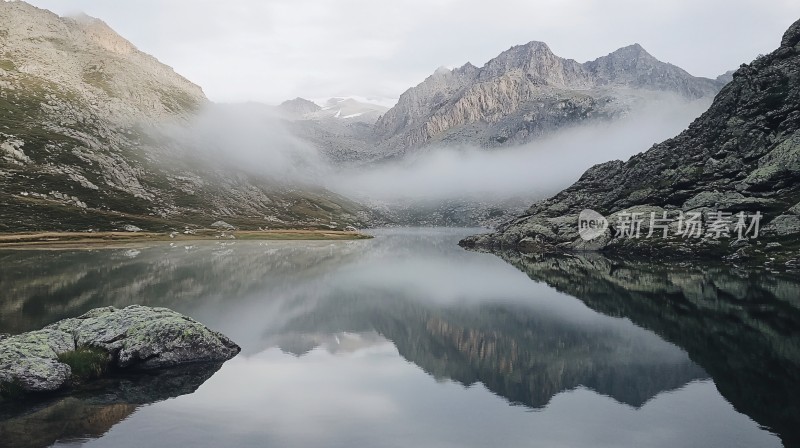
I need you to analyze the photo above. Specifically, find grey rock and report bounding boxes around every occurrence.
[0,305,240,395]
[730,239,750,249]
[682,191,774,210]
[210,220,235,230]
[764,215,800,236]
[0,329,75,393]
[725,247,752,262]
[47,305,241,370]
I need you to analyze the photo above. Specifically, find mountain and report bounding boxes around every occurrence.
[584,44,720,95]
[278,42,724,166]
[279,97,388,123]
[273,40,726,228]
[0,6,206,124]
[0,2,370,232]
[278,97,389,165]
[313,97,388,122]
[370,41,723,158]
[461,19,800,264]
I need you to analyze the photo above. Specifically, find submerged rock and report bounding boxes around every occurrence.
[0,306,240,396]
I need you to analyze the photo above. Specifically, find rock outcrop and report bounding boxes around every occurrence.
[461,18,800,263]
[0,305,240,395]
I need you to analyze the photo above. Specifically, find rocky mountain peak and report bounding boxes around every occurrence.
[484,41,556,69]
[514,40,555,57]
[446,62,479,80]
[585,43,720,97]
[480,40,572,83]
[604,43,655,61]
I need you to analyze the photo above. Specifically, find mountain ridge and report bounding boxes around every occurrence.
[279,40,725,165]
[368,40,723,158]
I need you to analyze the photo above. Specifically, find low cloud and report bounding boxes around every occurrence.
[155,103,326,183]
[329,94,712,202]
[151,94,711,210]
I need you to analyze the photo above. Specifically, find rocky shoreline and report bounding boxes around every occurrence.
[0,306,240,397]
[0,228,372,248]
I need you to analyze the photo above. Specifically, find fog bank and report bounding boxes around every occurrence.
[153,94,712,211]
[329,95,712,202]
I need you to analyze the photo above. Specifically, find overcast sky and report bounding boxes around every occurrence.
[27,0,800,105]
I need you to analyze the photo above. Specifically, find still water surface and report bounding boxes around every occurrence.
[0,228,797,447]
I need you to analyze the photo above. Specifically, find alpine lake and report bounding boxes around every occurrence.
[0,228,797,448]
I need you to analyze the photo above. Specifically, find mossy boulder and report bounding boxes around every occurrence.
[0,329,74,394]
[0,306,240,397]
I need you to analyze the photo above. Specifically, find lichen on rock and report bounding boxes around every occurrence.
[0,305,240,397]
